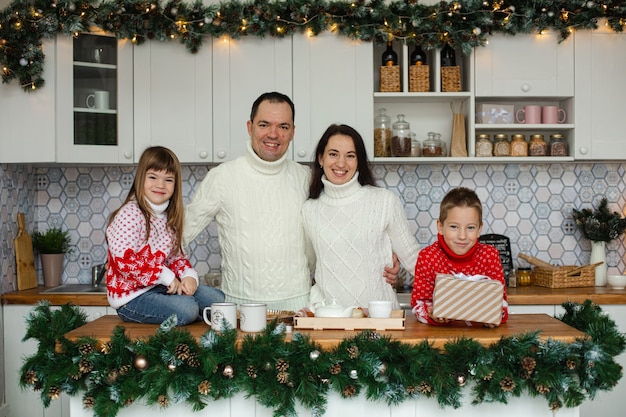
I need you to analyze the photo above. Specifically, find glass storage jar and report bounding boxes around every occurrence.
[493,133,510,157]
[410,133,421,157]
[391,114,412,157]
[374,108,392,157]
[549,134,568,156]
[422,132,446,157]
[475,134,493,157]
[517,268,532,286]
[510,134,528,156]
[529,134,547,156]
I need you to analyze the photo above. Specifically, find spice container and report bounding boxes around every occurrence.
[549,134,568,156]
[493,134,510,157]
[391,114,412,157]
[510,134,528,156]
[374,108,392,157]
[529,134,547,156]
[410,133,421,157]
[475,134,493,157]
[517,268,532,286]
[422,132,446,157]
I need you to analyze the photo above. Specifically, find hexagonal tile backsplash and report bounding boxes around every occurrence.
[2,162,625,290]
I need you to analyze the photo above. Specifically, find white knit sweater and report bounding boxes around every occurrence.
[184,141,312,311]
[302,174,419,310]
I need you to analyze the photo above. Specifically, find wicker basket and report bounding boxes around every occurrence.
[379,66,400,92]
[409,65,430,92]
[532,263,601,288]
[441,66,461,92]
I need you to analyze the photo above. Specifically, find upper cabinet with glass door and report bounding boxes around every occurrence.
[56,32,134,163]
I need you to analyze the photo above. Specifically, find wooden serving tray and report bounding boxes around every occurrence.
[294,310,405,331]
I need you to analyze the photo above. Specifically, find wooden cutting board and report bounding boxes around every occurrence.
[14,212,37,290]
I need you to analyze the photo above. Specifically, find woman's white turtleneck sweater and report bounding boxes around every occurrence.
[302,174,419,310]
[184,140,312,311]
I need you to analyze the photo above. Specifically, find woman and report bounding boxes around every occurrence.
[303,124,419,310]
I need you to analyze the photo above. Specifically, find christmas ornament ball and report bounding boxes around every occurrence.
[134,355,148,370]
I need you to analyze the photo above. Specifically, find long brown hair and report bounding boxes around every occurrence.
[309,124,375,199]
[108,146,185,254]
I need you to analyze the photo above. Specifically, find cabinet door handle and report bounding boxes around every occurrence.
[124,152,132,159]
[297,149,307,158]
[199,151,208,159]
[579,147,589,155]
[217,151,226,159]
[521,83,531,92]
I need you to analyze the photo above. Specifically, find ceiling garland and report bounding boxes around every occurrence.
[1,0,625,92]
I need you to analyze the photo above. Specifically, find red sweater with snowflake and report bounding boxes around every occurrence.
[411,234,508,325]
[105,200,198,309]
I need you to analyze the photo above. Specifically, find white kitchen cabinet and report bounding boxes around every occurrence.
[292,33,373,162]
[56,32,134,164]
[2,305,111,417]
[474,32,574,97]
[211,36,292,162]
[133,41,213,163]
[0,39,56,163]
[574,27,626,160]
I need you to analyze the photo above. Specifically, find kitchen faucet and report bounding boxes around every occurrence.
[92,264,106,287]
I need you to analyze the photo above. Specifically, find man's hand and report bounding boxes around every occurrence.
[383,253,400,286]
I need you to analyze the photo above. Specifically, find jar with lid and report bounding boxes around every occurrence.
[475,134,493,157]
[374,108,392,157]
[510,134,528,156]
[410,133,421,157]
[391,114,412,157]
[517,268,532,286]
[548,134,568,156]
[493,133,511,157]
[529,134,547,156]
[422,132,446,157]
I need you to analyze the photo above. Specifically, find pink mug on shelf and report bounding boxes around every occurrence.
[516,105,542,124]
[542,106,567,124]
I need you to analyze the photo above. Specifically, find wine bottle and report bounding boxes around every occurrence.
[440,44,456,67]
[410,44,427,66]
[381,41,398,66]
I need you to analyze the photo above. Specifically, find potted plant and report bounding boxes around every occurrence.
[32,227,74,287]
[572,198,626,286]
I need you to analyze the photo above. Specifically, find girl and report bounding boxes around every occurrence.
[105,146,224,325]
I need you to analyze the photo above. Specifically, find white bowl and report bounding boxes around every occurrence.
[607,275,626,290]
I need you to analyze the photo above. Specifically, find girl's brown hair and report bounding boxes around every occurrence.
[108,146,185,254]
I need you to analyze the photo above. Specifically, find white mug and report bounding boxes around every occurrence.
[86,90,109,110]
[239,303,267,332]
[368,300,393,318]
[203,302,237,331]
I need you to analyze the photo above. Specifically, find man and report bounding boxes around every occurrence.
[184,92,397,311]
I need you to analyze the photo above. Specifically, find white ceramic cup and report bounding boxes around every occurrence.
[86,90,110,110]
[368,300,393,318]
[515,105,542,124]
[203,302,237,331]
[239,303,267,332]
[541,105,567,124]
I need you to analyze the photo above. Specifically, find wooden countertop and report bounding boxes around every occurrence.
[65,313,585,350]
[2,285,626,306]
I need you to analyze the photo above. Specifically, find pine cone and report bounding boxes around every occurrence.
[329,363,342,375]
[275,358,289,372]
[521,356,536,373]
[48,386,61,400]
[186,354,200,368]
[198,380,211,395]
[342,384,357,397]
[247,365,258,379]
[157,395,169,408]
[123,397,135,406]
[174,343,191,360]
[106,370,119,384]
[550,402,561,411]
[24,370,38,384]
[100,342,112,354]
[566,359,577,370]
[119,364,131,375]
[79,358,93,374]
[500,377,516,392]
[536,384,550,394]
[406,385,418,394]
[79,343,94,355]
[83,396,95,408]
[276,371,290,384]
[418,381,432,394]
[483,370,494,381]
[347,345,359,359]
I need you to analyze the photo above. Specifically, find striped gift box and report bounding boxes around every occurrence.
[431,274,504,325]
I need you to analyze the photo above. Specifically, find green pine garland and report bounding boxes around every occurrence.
[1,0,626,92]
[18,299,625,417]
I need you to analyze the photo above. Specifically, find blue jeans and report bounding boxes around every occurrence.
[116,285,225,325]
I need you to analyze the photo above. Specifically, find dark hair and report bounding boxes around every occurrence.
[108,146,185,254]
[250,92,295,123]
[309,124,375,199]
[439,187,483,225]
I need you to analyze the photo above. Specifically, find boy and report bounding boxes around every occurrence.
[411,187,508,325]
